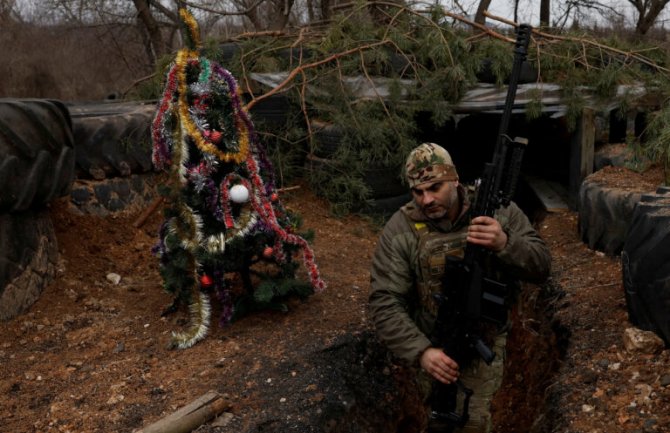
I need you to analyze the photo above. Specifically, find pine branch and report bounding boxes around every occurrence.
[484,10,670,76]
[244,40,389,111]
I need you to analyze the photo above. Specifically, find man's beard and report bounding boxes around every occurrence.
[423,206,447,219]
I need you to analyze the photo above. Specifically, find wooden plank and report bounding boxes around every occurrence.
[568,107,595,208]
[137,390,230,433]
[525,176,569,212]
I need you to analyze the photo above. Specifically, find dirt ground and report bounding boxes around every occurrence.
[1,166,669,433]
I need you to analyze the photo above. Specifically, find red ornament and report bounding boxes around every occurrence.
[200,274,213,288]
[270,193,278,202]
[262,247,273,258]
[210,130,222,144]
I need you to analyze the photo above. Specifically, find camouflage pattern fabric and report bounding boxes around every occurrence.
[405,142,459,187]
[416,332,507,433]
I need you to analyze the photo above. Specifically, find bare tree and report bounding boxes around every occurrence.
[554,0,668,34]
[269,0,295,30]
[133,0,166,63]
[181,0,303,32]
[628,0,670,34]
[552,0,625,30]
[474,0,492,25]
[540,0,550,27]
[319,0,330,21]
[0,0,17,23]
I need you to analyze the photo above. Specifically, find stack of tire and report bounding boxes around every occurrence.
[578,145,657,257]
[66,101,158,215]
[1,99,160,321]
[577,175,646,256]
[307,119,410,217]
[0,99,75,320]
[621,186,670,346]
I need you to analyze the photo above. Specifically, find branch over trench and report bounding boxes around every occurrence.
[237,3,670,117]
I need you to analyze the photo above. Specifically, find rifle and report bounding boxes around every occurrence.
[427,23,533,433]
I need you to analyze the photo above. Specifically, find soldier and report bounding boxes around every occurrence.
[369,142,551,432]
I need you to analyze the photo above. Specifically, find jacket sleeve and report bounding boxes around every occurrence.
[368,214,432,365]
[495,202,551,283]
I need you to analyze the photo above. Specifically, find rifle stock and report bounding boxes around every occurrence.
[427,24,532,433]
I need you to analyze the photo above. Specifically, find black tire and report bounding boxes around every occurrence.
[217,42,242,67]
[308,119,406,199]
[0,210,58,320]
[69,173,159,216]
[359,193,411,219]
[362,165,407,199]
[277,47,315,69]
[310,119,344,159]
[386,51,413,76]
[67,101,156,179]
[247,94,293,129]
[0,98,75,212]
[577,176,647,256]
[476,59,537,84]
[621,186,670,344]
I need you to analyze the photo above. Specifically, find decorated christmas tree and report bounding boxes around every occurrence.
[151,7,325,349]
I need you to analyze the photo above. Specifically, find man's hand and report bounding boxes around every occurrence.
[420,347,460,384]
[467,216,507,252]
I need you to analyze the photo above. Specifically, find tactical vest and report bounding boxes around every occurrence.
[403,202,515,329]
[411,220,468,317]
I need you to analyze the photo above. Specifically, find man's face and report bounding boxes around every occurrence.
[410,179,459,220]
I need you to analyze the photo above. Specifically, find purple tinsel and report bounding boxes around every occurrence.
[251,219,273,235]
[213,64,277,194]
[201,177,220,218]
[152,112,172,169]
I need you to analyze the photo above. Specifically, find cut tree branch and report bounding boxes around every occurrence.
[243,40,389,111]
[484,10,670,75]
[137,390,230,433]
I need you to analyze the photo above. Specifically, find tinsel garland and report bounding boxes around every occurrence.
[179,8,201,49]
[177,52,251,164]
[245,154,326,291]
[153,54,251,166]
[172,291,211,350]
[151,65,179,169]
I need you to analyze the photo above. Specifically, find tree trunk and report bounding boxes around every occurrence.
[630,0,670,35]
[0,0,16,24]
[132,0,165,63]
[540,0,550,27]
[513,0,519,23]
[269,0,295,30]
[474,0,493,25]
[321,0,331,21]
[307,0,315,22]
[244,9,262,31]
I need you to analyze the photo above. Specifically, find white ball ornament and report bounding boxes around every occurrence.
[229,184,249,203]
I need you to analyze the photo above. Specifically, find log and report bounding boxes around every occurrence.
[137,390,230,433]
[133,197,164,229]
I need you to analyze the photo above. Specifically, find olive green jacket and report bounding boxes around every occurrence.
[368,185,551,365]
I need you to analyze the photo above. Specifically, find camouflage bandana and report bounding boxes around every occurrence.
[405,143,458,187]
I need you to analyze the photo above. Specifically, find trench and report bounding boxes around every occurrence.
[282,180,572,433]
[302,279,570,433]
[318,112,582,433]
[334,282,572,433]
